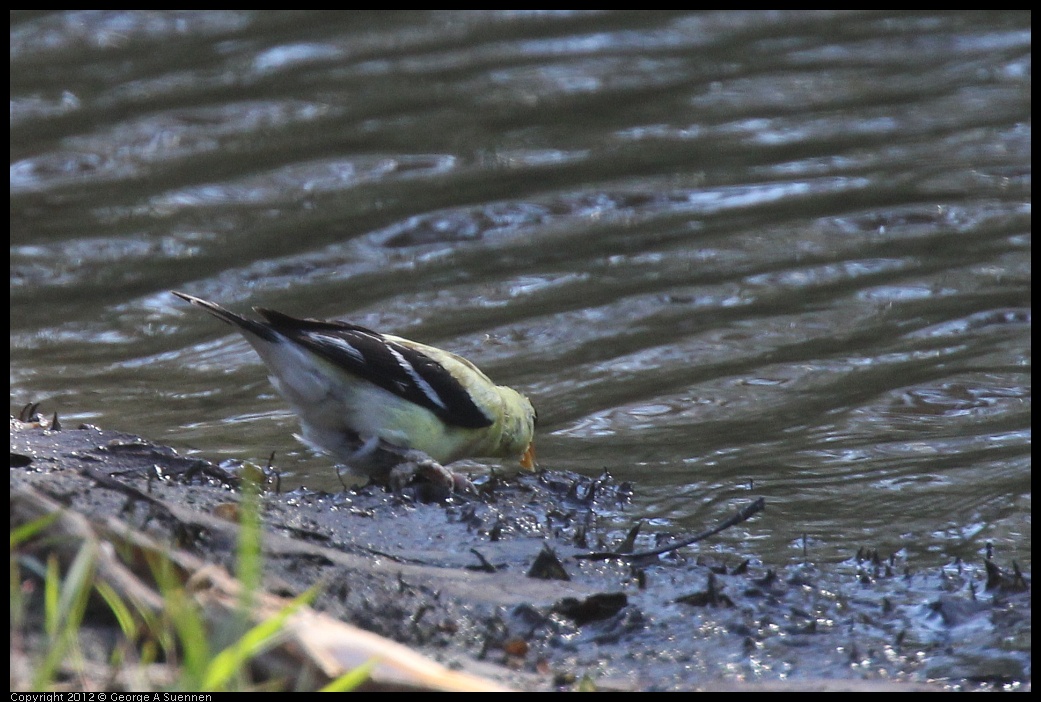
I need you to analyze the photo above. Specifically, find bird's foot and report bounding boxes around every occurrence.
[387,451,475,501]
[332,433,474,500]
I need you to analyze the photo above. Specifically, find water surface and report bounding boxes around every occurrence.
[11,11,1030,582]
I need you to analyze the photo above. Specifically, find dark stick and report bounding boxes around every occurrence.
[574,497,765,561]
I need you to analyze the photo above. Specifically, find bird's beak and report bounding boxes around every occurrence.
[519,443,536,470]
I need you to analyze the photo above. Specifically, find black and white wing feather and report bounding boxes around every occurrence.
[255,309,494,429]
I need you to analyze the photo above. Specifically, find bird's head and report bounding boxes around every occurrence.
[498,386,537,470]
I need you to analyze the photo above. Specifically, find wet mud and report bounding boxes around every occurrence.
[10,416,1030,691]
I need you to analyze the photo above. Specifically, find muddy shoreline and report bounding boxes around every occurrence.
[10,416,1030,691]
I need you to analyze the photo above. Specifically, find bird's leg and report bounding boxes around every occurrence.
[387,449,476,498]
[337,432,474,498]
[346,434,382,464]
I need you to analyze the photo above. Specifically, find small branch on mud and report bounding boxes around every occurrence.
[574,498,765,561]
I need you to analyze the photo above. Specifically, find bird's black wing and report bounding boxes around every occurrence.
[256,309,494,429]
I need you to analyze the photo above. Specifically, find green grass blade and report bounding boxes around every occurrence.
[318,659,376,692]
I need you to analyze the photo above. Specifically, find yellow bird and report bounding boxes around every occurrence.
[172,292,536,489]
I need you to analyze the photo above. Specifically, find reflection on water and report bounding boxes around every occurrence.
[11,10,1030,585]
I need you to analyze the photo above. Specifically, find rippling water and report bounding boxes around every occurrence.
[11,11,1030,571]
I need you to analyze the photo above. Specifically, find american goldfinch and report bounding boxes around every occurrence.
[172,292,536,488]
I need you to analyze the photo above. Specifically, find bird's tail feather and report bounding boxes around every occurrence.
[171,291,280,342]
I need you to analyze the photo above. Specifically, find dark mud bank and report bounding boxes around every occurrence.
[10,417,1030,691]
